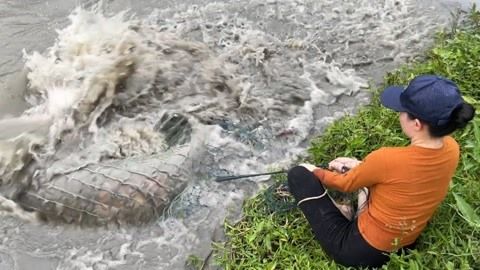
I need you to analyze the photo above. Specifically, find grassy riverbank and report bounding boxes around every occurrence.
[213,7,480,270]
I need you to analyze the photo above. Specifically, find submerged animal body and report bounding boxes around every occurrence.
[0,111,197,226]
[16,144,192,225]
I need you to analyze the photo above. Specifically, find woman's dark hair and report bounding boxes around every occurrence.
[407,102,476,137]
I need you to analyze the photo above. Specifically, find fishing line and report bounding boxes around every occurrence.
[214,164,348,182]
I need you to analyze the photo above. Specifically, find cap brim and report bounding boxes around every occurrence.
[380,86,405,112]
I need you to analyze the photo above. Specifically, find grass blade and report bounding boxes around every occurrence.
[453,192,480,228]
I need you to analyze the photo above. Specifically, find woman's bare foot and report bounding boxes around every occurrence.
[332,199,354,220]
[329,187,369,221]
[357,187,369,213]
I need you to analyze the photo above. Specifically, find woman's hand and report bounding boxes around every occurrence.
[328,157,361,173]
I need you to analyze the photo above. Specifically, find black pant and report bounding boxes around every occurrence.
[287,166,390,268]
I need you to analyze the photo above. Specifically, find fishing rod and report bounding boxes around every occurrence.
[215,170,287,182]
[214,164,348,182]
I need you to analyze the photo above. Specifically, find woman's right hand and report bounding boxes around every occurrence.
[328,157,361,172]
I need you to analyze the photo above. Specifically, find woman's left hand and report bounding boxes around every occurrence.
[329,157,361,172]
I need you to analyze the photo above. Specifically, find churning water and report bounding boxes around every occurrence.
[0,0,471,269]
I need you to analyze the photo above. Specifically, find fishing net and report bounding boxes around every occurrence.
[262,181,297,214]
[261,181,359,215]
[260,164,360,215]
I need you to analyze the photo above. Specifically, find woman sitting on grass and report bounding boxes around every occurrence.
[288,74,475,268]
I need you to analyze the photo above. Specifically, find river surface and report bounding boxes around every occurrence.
[0,1,477,269]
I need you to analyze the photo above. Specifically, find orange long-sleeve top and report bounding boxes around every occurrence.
[313,136,460,252]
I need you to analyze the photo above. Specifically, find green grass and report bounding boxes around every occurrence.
[213,7,480,270]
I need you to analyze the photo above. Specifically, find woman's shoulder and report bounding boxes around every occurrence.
[364,147,409,162]
[443,136,460,153]
[373,145,411,155]
[443,136,459,146]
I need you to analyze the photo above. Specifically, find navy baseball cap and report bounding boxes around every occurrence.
[380,75,464,126]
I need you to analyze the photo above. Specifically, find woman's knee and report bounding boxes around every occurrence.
[287,165,310,180]
[287,166,310,186]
